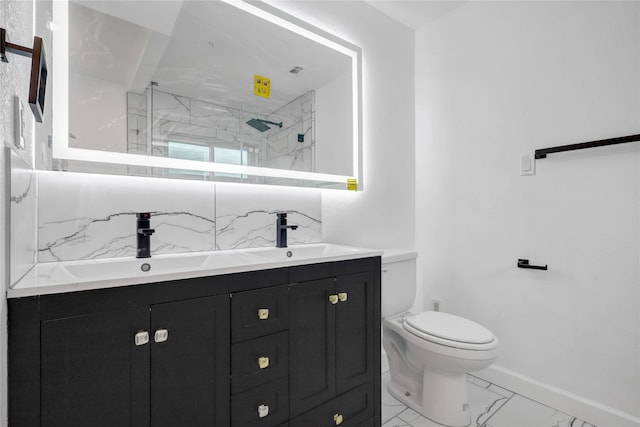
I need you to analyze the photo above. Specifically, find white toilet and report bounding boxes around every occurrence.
[382,250,499,427]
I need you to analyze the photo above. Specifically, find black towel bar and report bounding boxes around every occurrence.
[517,259,548,271]
[535,134,640,159]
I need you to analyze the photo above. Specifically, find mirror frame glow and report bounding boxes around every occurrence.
[52,0,362,188]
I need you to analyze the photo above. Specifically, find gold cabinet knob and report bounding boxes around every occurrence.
[258,404,269,418]
[338,292,348,302]
[258,356,270,369]
[257,308,269,320]
[328,294,339,305]
[334,413,344,425]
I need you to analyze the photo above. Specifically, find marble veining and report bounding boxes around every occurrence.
[216,209,321,250]
[36,172,320,262]
[39,210,215,262]
[37,171,217,262]
[10,166,32,205]
[215,183,322,250]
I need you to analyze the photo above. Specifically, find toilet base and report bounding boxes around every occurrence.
[387,368,471,427]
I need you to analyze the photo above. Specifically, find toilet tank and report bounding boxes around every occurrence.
[381,249,418,318]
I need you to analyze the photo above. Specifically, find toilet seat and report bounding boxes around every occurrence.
[403,311,498,351]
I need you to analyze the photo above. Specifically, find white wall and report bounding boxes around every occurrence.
[416,1,640,425]
[271,1,416,251]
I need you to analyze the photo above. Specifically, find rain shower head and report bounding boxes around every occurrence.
[246,118,283,132]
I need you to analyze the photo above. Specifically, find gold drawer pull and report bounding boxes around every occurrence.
[258,356,270,369]
[257,308,269,320]
[338,292,348,302]
[334,413,344,425]
[328,294,339,305]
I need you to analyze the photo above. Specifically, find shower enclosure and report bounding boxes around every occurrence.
[127,84,315,182]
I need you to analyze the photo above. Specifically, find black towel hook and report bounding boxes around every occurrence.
[1,28,47,123]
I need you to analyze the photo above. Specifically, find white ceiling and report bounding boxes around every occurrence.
[364,1,467,30]
[70,1,352,114]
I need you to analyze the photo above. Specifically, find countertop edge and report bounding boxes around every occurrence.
[7,249,384,299]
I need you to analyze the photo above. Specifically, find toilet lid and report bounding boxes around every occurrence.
[404,311,495,345]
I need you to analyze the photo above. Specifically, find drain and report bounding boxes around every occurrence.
[286,251,293,258]
[140,263,151,272]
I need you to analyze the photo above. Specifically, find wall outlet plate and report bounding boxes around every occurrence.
[520,155,535,176]
[13,95,25,149]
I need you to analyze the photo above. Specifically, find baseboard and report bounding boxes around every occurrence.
[477,365,640,427]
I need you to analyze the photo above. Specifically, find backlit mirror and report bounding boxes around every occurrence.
[52,0,361,189]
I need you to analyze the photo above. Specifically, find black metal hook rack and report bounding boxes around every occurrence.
[535,134,640,159]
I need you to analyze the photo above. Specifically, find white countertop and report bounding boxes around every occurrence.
[8,243,383,298]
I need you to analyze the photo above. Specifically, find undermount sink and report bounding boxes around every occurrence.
[10,243,383,298]
[63,253,211,279]
[61,244,369,281]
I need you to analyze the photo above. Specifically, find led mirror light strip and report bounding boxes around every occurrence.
[52,0,361,186]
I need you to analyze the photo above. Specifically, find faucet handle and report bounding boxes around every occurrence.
[138,228,155,236]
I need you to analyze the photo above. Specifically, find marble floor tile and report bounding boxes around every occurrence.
[382,370,597,427]
[398,408,448,427]
[382,372,407,423]
[483,394,595,427]
[467,380,512,426]
[467,374,515,400]
[382,372,511,427]
[382,416,412,427]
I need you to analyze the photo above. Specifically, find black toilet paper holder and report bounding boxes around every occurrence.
[517,259,548,271]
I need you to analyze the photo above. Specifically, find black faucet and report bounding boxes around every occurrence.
[276,212,298,248]
[136,212,155,258]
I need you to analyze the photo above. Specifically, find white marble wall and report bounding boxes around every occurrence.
[38,172,216,262]
[215,183,321,250]
[37,172,322,262]
[9,151,37,285]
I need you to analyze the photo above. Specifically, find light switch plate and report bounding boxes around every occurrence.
[13,95,25,149]
[520,155,535,176]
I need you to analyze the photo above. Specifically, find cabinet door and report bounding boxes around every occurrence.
[41,308,150,427]
[289,278,336,417]
[150,295,230,427]
[335,271,375,395]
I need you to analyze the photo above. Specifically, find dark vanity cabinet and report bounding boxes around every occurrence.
[21,295,230,427]
[289,271,375,425]
[8,257,381,427]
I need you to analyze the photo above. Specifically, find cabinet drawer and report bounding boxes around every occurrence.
[231,378,289,427]
[232,286,289,342]
[289,383,374,427]
[232,331,288,394]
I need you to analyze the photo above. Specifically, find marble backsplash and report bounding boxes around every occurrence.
[37,171,322,262]
[9,150,37,285]
[215,184,322,250]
